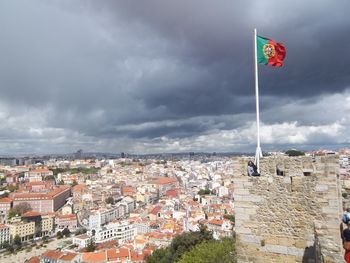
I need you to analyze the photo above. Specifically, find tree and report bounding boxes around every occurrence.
[9,202,32,218]
[86,239,96,252]
[44,175,55,181]
[147,224,213,263]
[105,196,114,205]
[62,228,71,237]
[75,228,87,236]
[223,215,235,223]
[285,149,305,156]
[42,236,49,243]
[56,231,63,239]
[71,180,78,187]
[3,241,14,253]
[146,247,171,263]
[198,188,211,195]
[7,184,18,192]
[13,235,22,247]
[1,240,10,249]
[177,238,236,263]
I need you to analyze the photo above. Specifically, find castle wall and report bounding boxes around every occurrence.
[233,155,343,263]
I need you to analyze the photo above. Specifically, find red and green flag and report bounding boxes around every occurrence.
[257,35,286,67]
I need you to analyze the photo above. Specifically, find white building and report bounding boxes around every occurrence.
[73,234,91,249]
[134,221,150,235]
[94,221,136,244]
[218,186,229,197]
[88,207,119,229]
[0,224,10,247]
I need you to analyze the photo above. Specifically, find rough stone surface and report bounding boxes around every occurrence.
[234,156,343,263]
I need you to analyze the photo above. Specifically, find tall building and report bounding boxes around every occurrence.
[0,197,13,223]
[0,224,10,247]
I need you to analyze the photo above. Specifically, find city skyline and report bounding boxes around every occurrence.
[0,0,350,154]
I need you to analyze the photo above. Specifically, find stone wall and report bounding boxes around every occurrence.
[233,155,343,263]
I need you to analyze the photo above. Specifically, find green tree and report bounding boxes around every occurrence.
[42,236,49,243]
[285,149,305,156]
[62,228,71,237]
[13,235,22,247]
[75,228,87,236]
[3,241,14,253]
[198,189,211,195]
[71,180,78,187]
[1,240,10,249]
[86,239,96,252]
[146,247,171,263]
[147,224,213,263]
[7,184,18,192]
[105,196,114,205]
[8,202,32,218]
[177,238,236,263]
[223,215,235,223]
[44,175,55,181]
[56,231,63,239]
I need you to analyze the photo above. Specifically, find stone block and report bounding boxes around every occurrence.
[315,184,329,192]
[235,189,250,195]
[239,234,261,244]
[295,239,307,249]
[235,226,252,234]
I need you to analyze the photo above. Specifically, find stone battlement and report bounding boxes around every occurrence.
[233,155,343,263]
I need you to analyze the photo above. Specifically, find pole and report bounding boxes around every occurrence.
[254,28,263,172]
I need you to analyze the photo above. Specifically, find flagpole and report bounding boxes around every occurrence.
[254,28,263,172]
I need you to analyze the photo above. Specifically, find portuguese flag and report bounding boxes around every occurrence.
[257,35,286,67]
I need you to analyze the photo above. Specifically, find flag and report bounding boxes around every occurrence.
[257,35,286,67]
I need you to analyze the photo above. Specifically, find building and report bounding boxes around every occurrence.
[8,219,35,242]
[72,234,91,249]
[10,185,71,213]
[40,250,79,263]
[0,197,13,223]
[88,207,119,229]
[25,169,53,182]
[207,219,232,239]
[152,177,179,196]
[94,221,136,244]
[41,214,55,236]
[0,224,10,247]
[55,214,77,231]
[22,211,43,237]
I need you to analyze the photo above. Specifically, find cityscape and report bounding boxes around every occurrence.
[0,149,348,262]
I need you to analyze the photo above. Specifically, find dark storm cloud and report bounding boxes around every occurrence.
[0,0,349,154]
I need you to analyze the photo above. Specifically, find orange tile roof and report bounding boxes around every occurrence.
[209,219,223,226]
[22,211,41,217]
[154,177,178,185]
[165,189,178,197]
[59,252,77,261]
[56,214,77,220]
[11,185,70,200]
[72,184,86,192]
[122,186,135,193]
[150,206,162,215]
[42,250,64,260]
[107,248,129,260]
[82,251,107,262]
[0,197,13,203]
[0,224,9,229]
[26,256,40,263]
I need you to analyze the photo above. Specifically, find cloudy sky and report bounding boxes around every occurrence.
[0,0,349,155]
